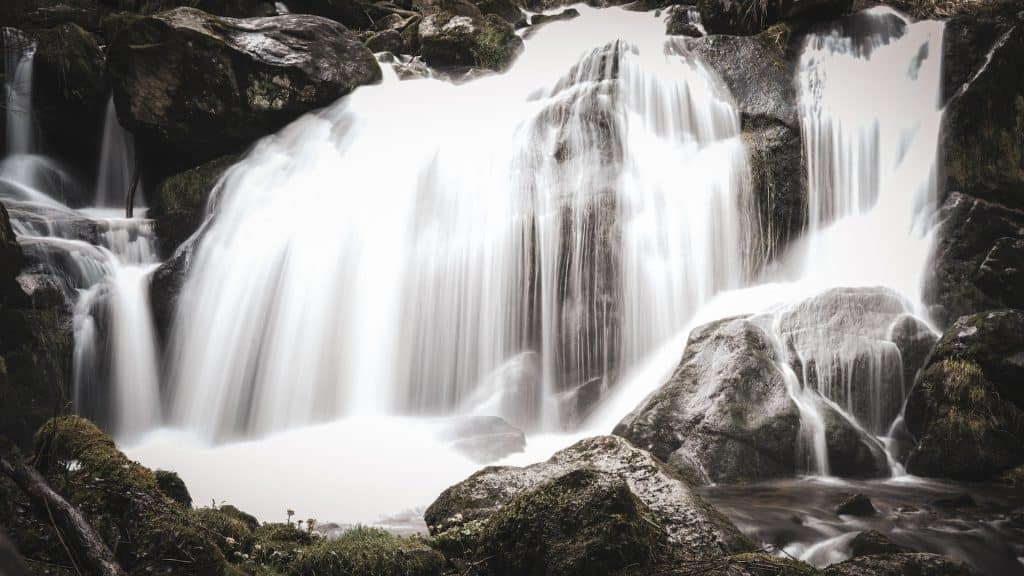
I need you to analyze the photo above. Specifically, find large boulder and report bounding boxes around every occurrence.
[418,12,523,71]
[425,435,754,556]
[941,21,1023,209]
[614,312,889,484]
[925,192,1024,325]
[904,309,1024,480]
[823,553,970,576]
[689,32,806,264]
[108,7,381,172]
[148,154,237,258]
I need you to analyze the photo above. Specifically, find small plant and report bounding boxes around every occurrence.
[287,509,295,526]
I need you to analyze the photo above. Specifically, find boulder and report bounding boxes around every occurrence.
[1,0,105,32]
[849,530,911,557]
[108,8,381,171]
[836,493,876,516]
[823,553,970,576]
[904,309,1024,480]
[438,416,526,463]
[666,5,703,37]
[149,233,194,343]
[366,29,404,53]
[148,154,237,258]
[888,314,938,391]
[941,22,1023,209]
[697,0,851,35]
[614,313,889,484]
[424,435,754,557]
[926,192,1024,325]
[283,0,394,29]
[474,0,524,27]
[689,33,806,264]
[418,13,523,71]
[154,469,192,508]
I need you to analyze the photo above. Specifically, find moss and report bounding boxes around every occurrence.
[251,523,315,572]
[192,507,257,559]
[286,527,443,576]
[148,154,237,257]
[471,15,518,71]
[155,469,193,507]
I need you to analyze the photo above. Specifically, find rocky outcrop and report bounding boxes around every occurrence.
[926,193,1024,326]
[689,32,806,264]
[904,309,1024,480]
[614,312,889,484]
[425,435,753,556]
[418,12,523,71]
[148,154,237,258]
[108,8,381,171]
[697,0,851,35]
[849,530,911,557]
[823,553,970,576]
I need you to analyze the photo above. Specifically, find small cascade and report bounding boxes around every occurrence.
[168,7,756,439]
[95,96,142,208]
[3,28,36,156]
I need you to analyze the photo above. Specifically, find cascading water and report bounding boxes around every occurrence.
[95,96,142,208]
[3,27,36,156]
[167,7,756,439]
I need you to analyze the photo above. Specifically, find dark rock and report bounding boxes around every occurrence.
[439,416,526,463]
[529,8,580,27]
[926,192,1024,325]
[888,314,938,391]
[286,526,444,576]
[823,553,970,576]
[1,0,104,32]
[697,0,850,35]
[366,29,404,53]
[424,435,754,557]
[280,0,394,29]
[418,12,523,71]
[148,154,237,258]
[929,492,976,510]
[474,0,525,26]
[0,203,25,301]
[615,311,889,484]
[850,530,911,557]
[904,309,1024,480]
[942,23,1023,209]
[149,233,194,343]
[108,8,381,172]
[836,493,877,516]
[666,5,703,36]
[155,469,193,508]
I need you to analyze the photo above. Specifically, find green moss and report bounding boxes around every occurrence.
[286,527,443,576]
[471,15,517,71]
[149,154,238,256]
[192,507,257,559]
[251,523,315,572]
[155,468,193,507]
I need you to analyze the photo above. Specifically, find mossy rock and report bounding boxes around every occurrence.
[192,507,257,560]
[250,523,315,572]
[148,154,238,258]
[155,468,193,507]
[418,12,523,71]
[286,527,443,576]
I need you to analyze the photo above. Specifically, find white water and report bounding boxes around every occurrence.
[95,96,142,208]
[3,28,35,155]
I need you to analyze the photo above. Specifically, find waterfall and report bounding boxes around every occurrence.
[95,96,142,208]
[3,27,36,156]
[167,7,756,439]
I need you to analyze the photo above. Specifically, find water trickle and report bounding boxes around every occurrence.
[3,27,36,156]
[95,96,142,208]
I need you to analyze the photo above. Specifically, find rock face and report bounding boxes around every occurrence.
[689,33,806,264]
[425,435,753,557]
[697,0,852,35]
[418,12,523,71]
[148,154,237,258]
[942,22,1023,210]
[614,312,889,484]
[823,553,971,576]
[108,8,381,169]
[926,192,1024,326]
[904,309,1024,480]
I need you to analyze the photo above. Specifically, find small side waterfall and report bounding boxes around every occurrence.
[95,96,142,208]
[167,7,756,439]
[2,27,36,156]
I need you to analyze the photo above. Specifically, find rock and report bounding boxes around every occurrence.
[929,493,976,510]
[836,493,876,516]
[529,8,580,27]
[904,309,1024,480]
[154,469,192,508]
[850,530,911,557]
[0,203,25,300]
[279,0,393,29]
[108,8,381,171]
[697,0,851,35]
[666,5,703,36]
[926,192,1024,325]
[888,314,938,391]
[418,13,523,71]
[1,0,105,32]
[149,233,194,343]
[366,29,404,54]
[823,553,970,576]
[0,530,29,576]
[942,23,1023,209]
[148,154,237,258]
[614,313,888,484]
[286,526,443,576]
[458,351,542,429]
[689,33,806,263]
[439,416,526,463]
[424,435,754,557]
[474,0,524,26]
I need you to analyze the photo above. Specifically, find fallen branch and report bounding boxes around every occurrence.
[0,457,126,576]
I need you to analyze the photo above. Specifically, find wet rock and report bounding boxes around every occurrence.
[836,493,876,516]
[666,5,703,36]
[418,12,523,71]
[149,233,194,343]
[697,0,851,35]
[108,8,381,171]
[904,309,1024,480]
[850,530,911,557]
[614,313,888,484]
[929,493,976,510]
[154,469,192,508]
[425,435,754,557]
[823,553,970,576]
[281,0,394,29]
[925,193,1024,325]
[366,29,405,54]
[458,351,542,430]
[743,118,806,264]
[1,0,105,32]
[148,154,237,258]
[474,0,525,26]
[942,23,1023,210]
[888,314,938,391]
[0,203,25,300]
[439,416,526,463]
